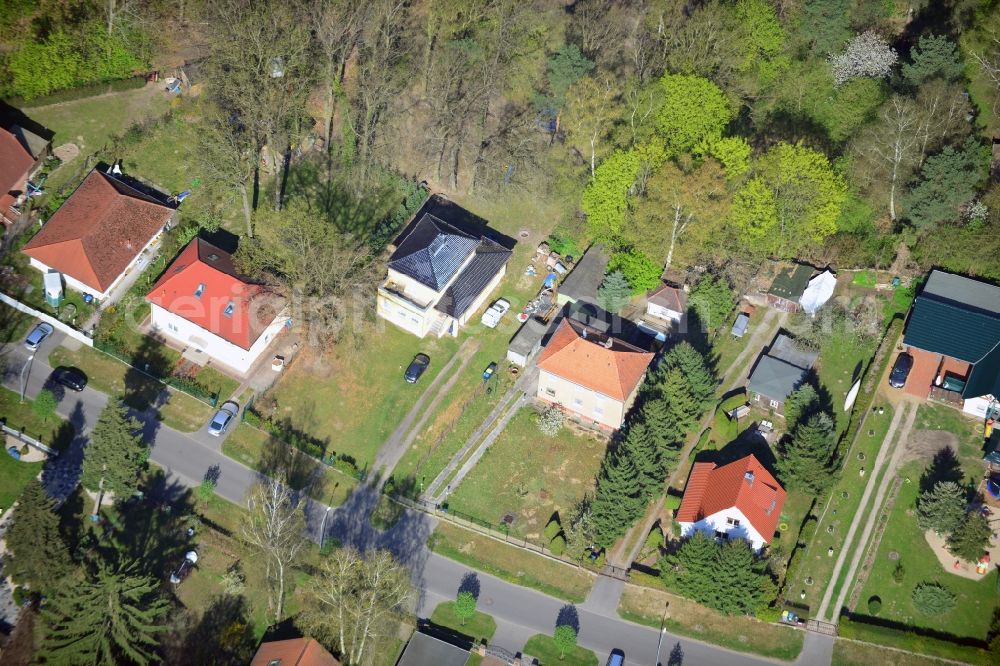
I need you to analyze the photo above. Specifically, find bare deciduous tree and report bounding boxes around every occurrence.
[240,476,306,622]
[302,548,413,665]
[859,96,919,222]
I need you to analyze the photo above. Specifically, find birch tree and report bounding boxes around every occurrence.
[240,477,306,622]
[310,0,366,152]
[858,96,919,222]
[563,75,619,178]
[303,548,413,665]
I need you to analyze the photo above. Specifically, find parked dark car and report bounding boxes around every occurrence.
[404,353,430,383]
[50,366,87,392]
[24,322,54,352]
[889,352,914,389]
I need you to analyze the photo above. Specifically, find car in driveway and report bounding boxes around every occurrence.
[889,351,913,388]
[404,353,430,383]
[207,400,239,436]
[50,366,87,392]
[24,322,54,352]
[481,298,511,328]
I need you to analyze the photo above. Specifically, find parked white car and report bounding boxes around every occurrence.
[481,299,511,328]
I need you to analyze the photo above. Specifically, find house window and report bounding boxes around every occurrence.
[769,399,779,408]
[573,396,584,408]
[726,517,741,528]
[594,405,604,417]
[544,387,556,397]
[223,302,235,317]
[194,283,205,298]
[167,322,178,333]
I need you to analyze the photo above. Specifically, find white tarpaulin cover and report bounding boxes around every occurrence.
[799,270,837,315]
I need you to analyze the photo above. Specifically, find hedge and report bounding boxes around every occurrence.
[244,407,363,480]
[9,76,147,108]
[93,337,218,406]
[838,615,991,665]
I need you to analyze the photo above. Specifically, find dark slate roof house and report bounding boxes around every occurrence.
[747,333,817,415]
[901,270,1000,416]
[767,264,814,313]
[377,195,513,338]
[395,632,470,666]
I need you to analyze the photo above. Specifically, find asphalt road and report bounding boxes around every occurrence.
[2,337,801,666]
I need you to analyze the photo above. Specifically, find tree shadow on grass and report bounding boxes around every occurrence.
[41,401,86,503]
[919,446,965,495]
[164,594,256,666]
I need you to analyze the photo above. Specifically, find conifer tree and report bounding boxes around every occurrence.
[662,342,716,411]
[82,400,147,515]
[659,368,700,432]
[784,384,819,428]
[590,449,645,547]
[916,481,966,535]
[639,398,683,464]
[596,270,633,313]
[775,412,836,494]
[620,422,662,500]
[947,512,990,562]
[41,558,169,665]
[4,479,71,593]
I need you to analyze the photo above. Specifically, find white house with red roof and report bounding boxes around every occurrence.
[146,238,287,374]
[675,454,785,551]
[23,168,175,301]
[536,318,654,430]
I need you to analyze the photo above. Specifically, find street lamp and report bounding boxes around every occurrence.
[320,506,332,552]
[654,601,669,666]
[19,354,34,403]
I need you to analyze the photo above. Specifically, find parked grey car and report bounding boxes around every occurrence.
[207,400,239,436]
[24,322,54,352]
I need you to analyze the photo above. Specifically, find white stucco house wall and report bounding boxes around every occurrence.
[146,238,287,375]
[676,454,786,551]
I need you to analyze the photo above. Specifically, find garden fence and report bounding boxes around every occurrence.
[0,292,93,348]
[92,338,218,407]
[1,423,58,457]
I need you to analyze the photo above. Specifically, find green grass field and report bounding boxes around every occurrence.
[856,457,997,641]
[0,385,76,449]
[446,407,607,540]
[522,634,598,666]
[0,453,44,512]
[430,601,497,643]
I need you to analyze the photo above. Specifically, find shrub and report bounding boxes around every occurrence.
[664,494,682,512]
[644,526,664,552]
[892,561,905,584]
[32,389,57,420]
[797,515,818,547]
[867,595,882,615]
[756,606,781,623]
[549,534,566,556]
[538,406,565,437]
[912,582,956,615]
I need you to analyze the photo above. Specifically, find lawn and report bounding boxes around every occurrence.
[0,385,76,449]
[816,331,879,435]
[522,634,598,666]
[618,580,805,661]
[446,407,608,540]
[222,423,360,507]
[856,458,997,641]
[428,522,594,603]
[48,345,215,433]
[0,453,44,512]
[710,306,765,378]
[832,638,961,666]
[913,402,986,477]
[0,302,33,344]
[430,600,497,644]
[258,325,462,469]
[791,400,896,616]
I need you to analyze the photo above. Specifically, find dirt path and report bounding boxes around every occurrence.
[371,338,479,484]
[817,399,918,622]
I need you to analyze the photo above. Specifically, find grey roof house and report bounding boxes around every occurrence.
[747,333,819,415]
[377,196,512,338]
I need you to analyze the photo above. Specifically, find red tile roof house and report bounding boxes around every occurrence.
[251,637,340,666]
[536,318,654,430]
[22,169,175,302]
[0,124,48,226]
[676,454,786,551]
[146,238,288,375]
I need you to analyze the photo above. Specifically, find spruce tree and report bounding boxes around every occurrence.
[947,512,991,562]
[596,270,633,313]
[41,559,169,665]
[590,450,645,547]
[640,398,684,464]
[784,384,819,428]
[620,422,662,500]
[660,368,700,432]
[916,481,966,535]
[662,342,716,411]
[775,412,836,494]
[662,531,718,604]
[82,400,147,514]
[4,479,71,593]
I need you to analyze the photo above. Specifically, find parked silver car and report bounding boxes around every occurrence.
[24,322,54,352]
[207,400,240,436]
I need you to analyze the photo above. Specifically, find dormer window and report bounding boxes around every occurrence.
[194,283,205,298]
[223,302,235,317]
